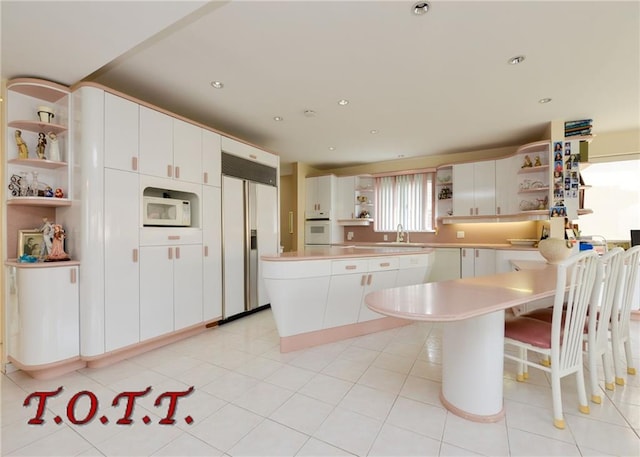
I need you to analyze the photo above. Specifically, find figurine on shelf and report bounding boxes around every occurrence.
[46,224,70,261]
[47,132,61,162]
[36,132,47,159]
[521,155,533,168]
[534,156,542,167]
[54,188,64,198]
[38,217,54,257]
[15,130,29,159]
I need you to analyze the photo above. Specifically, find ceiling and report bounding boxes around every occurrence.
[2,1,639,172]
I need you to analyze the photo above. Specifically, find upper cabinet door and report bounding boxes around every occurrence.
[139,106,173,178]
[104,93,139,172]
[202,129,221,187]
[173,118,202,184]
[473,160,496,216]
[452,163,475,216]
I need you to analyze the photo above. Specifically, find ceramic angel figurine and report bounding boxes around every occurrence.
[38,217,54,256]
[36,132,47,159]
[47,224,70,261]
[15,130,29,159]
[47,132,61,162]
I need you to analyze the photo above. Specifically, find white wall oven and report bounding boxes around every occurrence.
[305,220,335,245]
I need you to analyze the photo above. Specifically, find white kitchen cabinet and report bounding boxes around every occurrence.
[202,186,222,320]
[461,248,496,278]
[358,263,399,322]
[494,249,545,273]
[173,244,204,330]
[202,129,221,187]
[139,243,203,340]
[324,259,369,328]
[453,161,496,216]
[336,176,356,220]
[7,263,79,366]
[396,254,432,286]
[104,93,139,172]
[495,156,518,216]
[306,175,336,219]
[104,168,140,352]
[139,106,173,179]
[428,248,461,282]
[172,118,202,184]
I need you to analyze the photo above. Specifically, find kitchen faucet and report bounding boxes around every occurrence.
[396,223,404,243]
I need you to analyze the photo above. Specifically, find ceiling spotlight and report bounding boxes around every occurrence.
[210,81,224,89]
[412,2,430,15]
[508,56,526,65]
[538,98,552,104]
[328,146,336,151]
[303,109,316,117]
[370,129,379,134]
[273,116,283,121]
[338,99,349,106]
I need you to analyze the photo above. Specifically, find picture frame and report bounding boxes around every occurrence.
[18,229,44,258]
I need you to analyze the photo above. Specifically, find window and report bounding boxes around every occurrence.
[374,172,434,232]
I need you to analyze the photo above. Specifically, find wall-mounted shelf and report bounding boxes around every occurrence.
[517,165,549,174]
[7,197,72,207]
[8,120,67,135]
[8,158,68,170]
[518,188,549,194]
[338,218,373,226]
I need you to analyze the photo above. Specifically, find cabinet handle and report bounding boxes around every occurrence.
[475,207,479,216]
[204,172,209,184]
[168,235,180,240]
[204,246,209,257]
[361,274,366,286]
[168,247,173,260]
[475,249,479,258]
[469,208,473,216]
[379,262,390,267]
[496,206,501,215]
[345,265,357,270]
[167,164,173,178]
[367,274,372,285]
[70,268,77,284]
[133,248,138,263]
[462,249,466,257]
[176,247,180,259]
[175,166,180,179]
[250,154,257,160]
[132,157,138,171]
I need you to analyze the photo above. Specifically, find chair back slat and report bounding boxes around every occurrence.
[591,248,624,346]
[555,251,599,371]
[615,246,640,335]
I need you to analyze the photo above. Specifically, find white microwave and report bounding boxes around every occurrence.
[143,196,191,227]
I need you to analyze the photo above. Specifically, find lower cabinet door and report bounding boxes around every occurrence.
[359,270,398,322]
[174,244,203,330]
[324,273,365,328]
[140,246,174,340]
[12,265,79,365]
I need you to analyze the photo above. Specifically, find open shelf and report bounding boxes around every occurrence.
[8,158,68,170]
[7,197,72,207]
[8,120,67,135]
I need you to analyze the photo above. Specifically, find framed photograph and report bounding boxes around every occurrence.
[18,229,44,257]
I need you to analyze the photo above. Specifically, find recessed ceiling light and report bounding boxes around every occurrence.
[328,146,336,151]
[538,98,552,104]
[370,129,379,134]
[412,2,430,15]
[398,154,405,158]
[303,109,316,117]
[508,55,526,65]
[338,99,349,106]
[210,81,224,89]
[273,116,283,121]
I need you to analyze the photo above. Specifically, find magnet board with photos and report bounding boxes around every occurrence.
[550,139,580,219]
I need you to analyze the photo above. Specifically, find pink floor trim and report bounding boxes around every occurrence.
[439,390,505,423]
[279,317,411,353]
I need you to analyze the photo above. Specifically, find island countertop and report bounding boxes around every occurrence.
[261,245,434,261]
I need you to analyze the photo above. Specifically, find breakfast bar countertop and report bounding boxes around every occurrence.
[261,245,434,261]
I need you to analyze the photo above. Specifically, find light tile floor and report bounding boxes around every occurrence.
[1,310,639,456]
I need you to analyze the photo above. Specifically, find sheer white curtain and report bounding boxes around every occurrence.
[374,172,433,232]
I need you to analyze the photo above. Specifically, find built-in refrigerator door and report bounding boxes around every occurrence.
[255,183,279,307]
[247,182,258,311]
[222,175,246,319]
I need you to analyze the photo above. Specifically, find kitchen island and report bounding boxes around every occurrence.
[261,246,435,351]
[365,265,557,422]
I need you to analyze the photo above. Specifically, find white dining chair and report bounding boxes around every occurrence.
[612,245,640,385]
[504,250,599,429]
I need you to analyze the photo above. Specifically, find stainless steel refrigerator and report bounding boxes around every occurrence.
[221,154,278,320]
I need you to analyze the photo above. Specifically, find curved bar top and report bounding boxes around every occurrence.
[365,264,557,424]
[262,245,434,261]
[366,267,557,322]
